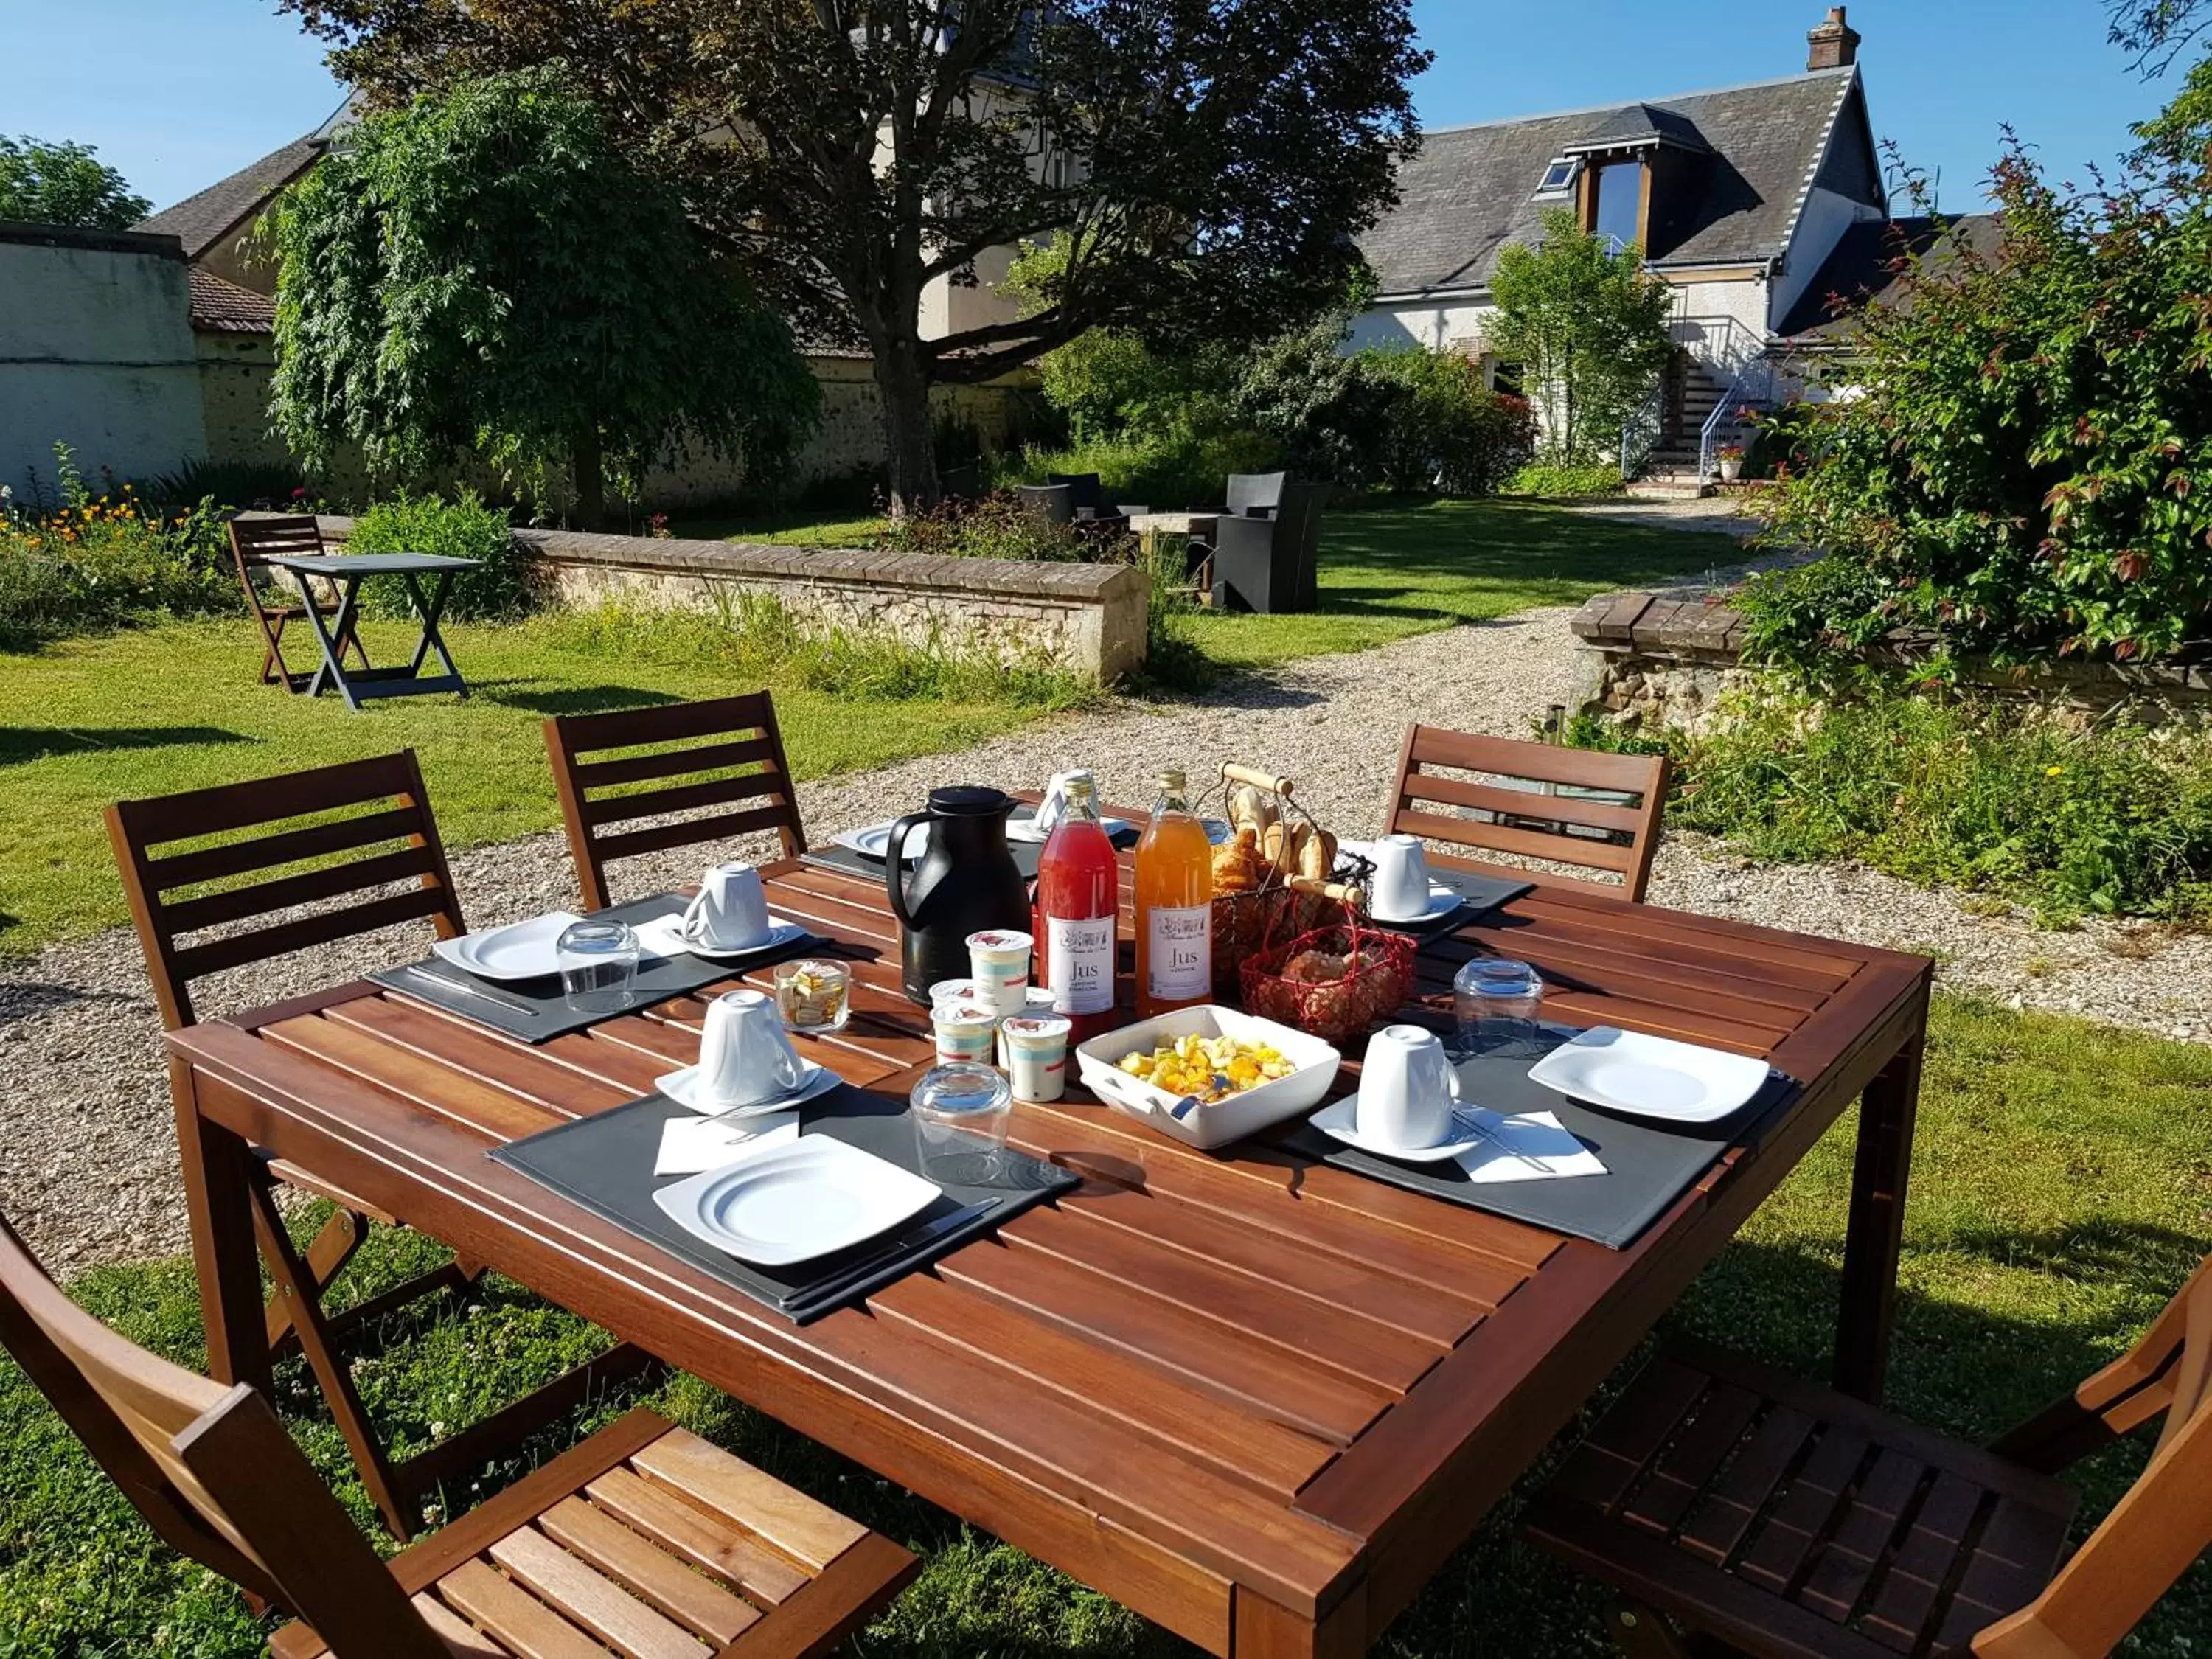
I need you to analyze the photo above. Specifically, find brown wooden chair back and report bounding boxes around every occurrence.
[0,1211,447,1657]
[1385,724,1670,901]
[545,692,806,911]
[226,513,324,581]
[105,751,465,1029]
[1976,1254,2212,1658]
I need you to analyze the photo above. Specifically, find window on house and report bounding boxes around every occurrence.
[1533,156,1580,199]
[1486,359,1525,397]
[1593,160,1644,250]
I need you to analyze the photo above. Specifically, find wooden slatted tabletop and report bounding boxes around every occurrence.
[168,838,1930,1658]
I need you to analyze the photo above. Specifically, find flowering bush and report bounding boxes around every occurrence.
[0,445,232,646]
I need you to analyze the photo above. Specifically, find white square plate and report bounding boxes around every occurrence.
[833,821,931,863]
[1526,1027,1772,1124]
[431,912,582,981]
[651,1135,939,1266]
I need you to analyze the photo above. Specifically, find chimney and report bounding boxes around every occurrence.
[1807,6,1860,71]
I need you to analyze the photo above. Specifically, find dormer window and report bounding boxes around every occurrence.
[1534,156,1581,200]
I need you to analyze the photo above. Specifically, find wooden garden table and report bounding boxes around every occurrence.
[166,841,1930,1657]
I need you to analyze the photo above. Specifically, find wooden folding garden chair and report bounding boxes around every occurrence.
[1385,724,1671,901]
[1526,1253,2212,1658]
[226,515,367,692]
[544,692,807,911]
[0,1208,919,1658]
[105,751,653,1540]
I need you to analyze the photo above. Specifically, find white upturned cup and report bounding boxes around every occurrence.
[966,928,1034,1015]
[931,1001,1000,1066]
[1354,1024,1460,1150]
[1366,833,1434,922]
[695,988,807,1108]
[1001,1013,1073,1102]
[681,861,773,952]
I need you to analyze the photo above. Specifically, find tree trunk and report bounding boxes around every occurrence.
[874,341,940,516]
[572,425,606,531]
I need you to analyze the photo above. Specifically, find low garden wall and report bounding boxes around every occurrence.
[310,515,1148,683]
[1571,589,2212,730]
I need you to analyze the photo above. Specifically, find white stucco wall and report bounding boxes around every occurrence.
[1349,296,1495,355]
[0,229,207,492]
[1770,187,1883,331]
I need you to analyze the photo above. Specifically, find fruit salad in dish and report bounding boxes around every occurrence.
[1116,1033,1295,1103]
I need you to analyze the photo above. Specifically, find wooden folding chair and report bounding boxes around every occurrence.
[1525,1254,2212,1658]
[544,692,807,911]
[228,515,366,692]
[0,1209,919,1659]
[1385,724,1671,901]
[105,752,653,1540]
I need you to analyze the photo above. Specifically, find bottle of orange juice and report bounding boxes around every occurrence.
[1135,768,1213,1017]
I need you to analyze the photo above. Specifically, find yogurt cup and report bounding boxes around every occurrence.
[928,977,986,1007]
[930,1000,999,1065]
[997,985,1057,1066]
[965,928,1034,1015]
[1001,1013,1073,1102]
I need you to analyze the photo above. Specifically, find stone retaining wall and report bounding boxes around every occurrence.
[1570,589,2212,730]
[305,515,1147,684]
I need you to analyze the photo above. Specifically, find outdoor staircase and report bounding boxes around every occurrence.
[1625,357,1761,499]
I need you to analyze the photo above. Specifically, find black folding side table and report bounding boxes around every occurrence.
[262,553,480,712]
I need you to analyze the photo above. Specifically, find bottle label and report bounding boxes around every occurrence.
[1146,904,1211,1001]
[1046,914,1116,1015]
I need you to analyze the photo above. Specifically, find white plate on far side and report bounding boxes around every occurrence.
[1527,1027,1771,1124]
[1006,813,1130,844]
[431,911,582,981]
[834,821,931,863]
[633,914,809,964]
[1308,1096,1490,1164]
[652,1135,939,1267]
[656,1059,836,1119]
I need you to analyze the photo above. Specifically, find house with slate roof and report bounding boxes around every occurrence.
[1352,7,1928,489]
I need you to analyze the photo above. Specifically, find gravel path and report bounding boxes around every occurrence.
[7,599,2209,1276]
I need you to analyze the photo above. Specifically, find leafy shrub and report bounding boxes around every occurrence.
[1578,680,2212,924]
[1503,460,1624,498]
[1740,400,1829,483]
[1362,350,1536,495]
[1752,93,2212,669]
[344,491,531,621]
[1004,428,1284,510]
[877,493,1092,563]
[0,445,232,646]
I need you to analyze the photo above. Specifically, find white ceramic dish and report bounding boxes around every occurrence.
[833,821,931,863]
[1527,1026,1771,1124]
[656,1059,837,1118]
[431,911,582,981]
[1307,1096,1490,1163]
[651,1136,939,1267]
[633,914,808,963]
[1075,1006,1341,1151]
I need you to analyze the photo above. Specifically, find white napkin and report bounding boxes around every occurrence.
[653,1112,800,1178]
[1452,1107,1607,1184]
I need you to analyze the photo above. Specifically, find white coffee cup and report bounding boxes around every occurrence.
[1354,1025,1461,1150]
[681,862,773,952]
[1366,833,1434,922]
[1032,770,1095,839]
[695,988,807,1108]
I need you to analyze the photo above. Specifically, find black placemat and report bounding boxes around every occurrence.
[1278,1040,1798,1249]
[802,812,1140,886]
[369,893,819,1044]
[490,1082,1077,1323]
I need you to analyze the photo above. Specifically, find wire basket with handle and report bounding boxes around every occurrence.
[1197,764,1361,998]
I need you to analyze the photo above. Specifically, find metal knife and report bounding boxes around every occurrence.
[791,1200,995,1310]
[400,963,540,1017]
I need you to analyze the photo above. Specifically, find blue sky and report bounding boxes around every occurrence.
[6,1,2175,217]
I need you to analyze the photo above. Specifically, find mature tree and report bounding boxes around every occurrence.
[266,69,817,526]
[279,0,1428,509]
[0,136,150,229]
[2109,0,2212,69]
[1482,209,1674,463]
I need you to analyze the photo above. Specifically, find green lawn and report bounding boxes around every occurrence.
[1,995,2205,1654]
[0,614,1051,957]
